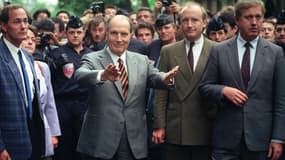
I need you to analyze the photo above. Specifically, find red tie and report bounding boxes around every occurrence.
[241,42,251,89]
[188,42,195,72]
[118,58,128,99]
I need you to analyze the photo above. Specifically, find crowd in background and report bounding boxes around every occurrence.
[1,0,285,160]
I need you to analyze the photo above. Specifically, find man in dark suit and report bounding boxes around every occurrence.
[199,0,285,159]
[152,2,215,160]
[75,15,179,160]
[0,4,45,160]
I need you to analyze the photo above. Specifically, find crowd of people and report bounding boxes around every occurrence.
[1,0,285,160]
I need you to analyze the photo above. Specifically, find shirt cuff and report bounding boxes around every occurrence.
[271,139,284,144]
[97,70,105,82]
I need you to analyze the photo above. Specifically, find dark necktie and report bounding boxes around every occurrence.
[118,58,128,99]
[188,42,195,72]
[241,42,251,89]
[18,50,33,119]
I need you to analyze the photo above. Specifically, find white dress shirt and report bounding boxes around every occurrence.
[4,38,34,104]
[185,35,204,72]
[237,33,259,75]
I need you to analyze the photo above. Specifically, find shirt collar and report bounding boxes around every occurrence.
[185,34,204,47]
[106,47,127,63]
[237,32,259,48]
[4,38,21,53]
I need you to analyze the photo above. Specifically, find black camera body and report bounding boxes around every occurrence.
[3,0,11,6]
[40,33,51,46]
[91,1,105,14]
[162,0,173,6]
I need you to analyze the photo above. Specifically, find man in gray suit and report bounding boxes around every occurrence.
[199,0,285,160]
[75,15,179,160]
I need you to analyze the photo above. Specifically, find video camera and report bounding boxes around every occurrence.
[162,0,173,7]
[3,0,11,6]
[90,1,105,14]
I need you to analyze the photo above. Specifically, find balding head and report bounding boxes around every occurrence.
[107,15,132,33]
[106,15,132,56]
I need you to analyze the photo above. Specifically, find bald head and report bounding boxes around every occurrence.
[107,15,132,33]
[106,15,132,56]
[179,2,207,21]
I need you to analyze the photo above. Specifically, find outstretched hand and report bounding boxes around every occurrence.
[101,64,120,82]
[162,66,179,84]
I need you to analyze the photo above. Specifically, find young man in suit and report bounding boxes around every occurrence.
[75,15,179,160]
[152,2,215,160]
[199,0,285,159]
[0,4,45,160]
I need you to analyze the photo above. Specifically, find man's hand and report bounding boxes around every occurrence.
[162,66,179,84]
[101,64,120,82]
[222,86,248,106]
[0,150,11,160]
[268,142,283,160]
[152,128,165,144]
[52,136,59,148]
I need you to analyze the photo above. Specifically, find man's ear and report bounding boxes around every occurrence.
[1,23,7,33]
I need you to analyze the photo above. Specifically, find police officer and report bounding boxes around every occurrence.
[50,16,92,160]
[275,10,285,54]
[147,14,177,64]
[146,14,177,160]
[206,15,227,42]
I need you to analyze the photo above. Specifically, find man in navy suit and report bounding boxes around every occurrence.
[0,4,45,160]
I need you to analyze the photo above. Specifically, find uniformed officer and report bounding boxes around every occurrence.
[206,15,227,42]
[146,14,177,160]
[50,16,92,160]
[275,10,285,54]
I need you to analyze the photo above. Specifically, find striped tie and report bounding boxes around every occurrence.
[118,58,128,99]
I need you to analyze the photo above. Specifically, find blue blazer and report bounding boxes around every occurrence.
[0,39,45,160]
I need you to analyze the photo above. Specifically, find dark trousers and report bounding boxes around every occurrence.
[165,143,210,160]
[212,136,269,160]
[54,100,87,160]
[28,105,45,160]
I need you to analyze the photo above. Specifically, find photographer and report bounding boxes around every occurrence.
[50,16,92,160]
[32,18,60,68]
[154,0,180,24]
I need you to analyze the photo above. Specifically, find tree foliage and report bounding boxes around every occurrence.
[56,0,140,16]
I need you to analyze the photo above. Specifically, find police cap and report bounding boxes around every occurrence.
[155,14,174,28]
[67,16,83,29]
[207,15,225,31]
[276,10,285,25]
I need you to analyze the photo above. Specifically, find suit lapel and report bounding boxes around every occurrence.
[125,52,137,104]
[0,40,26,101]
[226,38,244,89]
[248,38,265,90]
[99,49,125,101]
[186,38,212,96]
[174,40,192,81]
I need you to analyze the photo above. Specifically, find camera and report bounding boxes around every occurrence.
[39,33,51,46]
[162,0,173,7]
[91,1,105,14]
[162,0,173,6]
[3,0,11,6]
